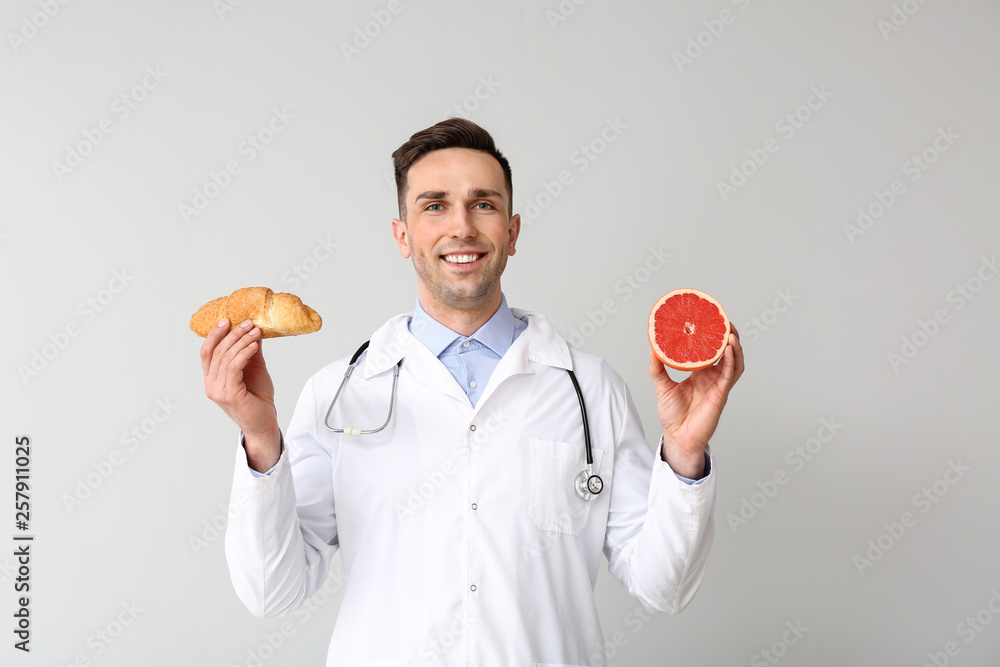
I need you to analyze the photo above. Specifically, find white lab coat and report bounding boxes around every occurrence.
[225,308,716,667]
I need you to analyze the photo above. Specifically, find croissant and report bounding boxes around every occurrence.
[189,287,322,338]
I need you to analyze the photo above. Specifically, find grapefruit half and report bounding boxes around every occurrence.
[648,288,731,371]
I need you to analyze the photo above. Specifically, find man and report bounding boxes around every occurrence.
[201,118,744,665]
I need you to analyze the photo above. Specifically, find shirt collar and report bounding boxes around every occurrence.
[364,308,572,380]
[409,293,525,358]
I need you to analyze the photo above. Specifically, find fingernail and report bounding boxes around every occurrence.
[241,319,252,329]
[250,327,260,336]
[217,318,229,327]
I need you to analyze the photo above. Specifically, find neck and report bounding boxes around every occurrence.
[419,291,503,337]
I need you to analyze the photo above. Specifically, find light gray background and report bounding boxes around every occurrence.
[3,0,999,665]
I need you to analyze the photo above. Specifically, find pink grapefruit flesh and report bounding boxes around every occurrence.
[648,288,730,371]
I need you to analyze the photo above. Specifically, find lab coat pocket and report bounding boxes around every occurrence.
[528,438,604,536]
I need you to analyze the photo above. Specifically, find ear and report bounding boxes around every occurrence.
[391,218,411,259]
[507,213,521,256]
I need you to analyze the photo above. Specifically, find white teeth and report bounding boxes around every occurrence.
[443,254,481,264]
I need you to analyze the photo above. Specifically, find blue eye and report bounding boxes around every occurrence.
[427,203,443,211]
[475,202,493,209]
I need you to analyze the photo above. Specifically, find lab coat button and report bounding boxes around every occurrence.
[470,425,476,431]
[471,503,478,510]
[470,584,477,592]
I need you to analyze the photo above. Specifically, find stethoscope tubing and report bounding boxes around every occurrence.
[323,341,400,436]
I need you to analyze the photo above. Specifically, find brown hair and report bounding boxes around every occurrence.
[391,118,513,220]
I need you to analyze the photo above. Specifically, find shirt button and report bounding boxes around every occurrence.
[471,503,478,510]
[462,340,470,348]
[469,380,477,388]
[470,584,477,592]
[470,425,476,431]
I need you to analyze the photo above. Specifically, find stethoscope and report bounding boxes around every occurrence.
[324,341,604,501]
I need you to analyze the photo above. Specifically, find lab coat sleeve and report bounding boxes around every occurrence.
[602,379,716,615]
[224,375,339,618]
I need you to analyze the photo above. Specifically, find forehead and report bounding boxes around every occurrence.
[407,147,506,191]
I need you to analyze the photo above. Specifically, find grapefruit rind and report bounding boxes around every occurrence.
[648,288,730,371]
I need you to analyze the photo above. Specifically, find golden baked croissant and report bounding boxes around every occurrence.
[189,287,322,338]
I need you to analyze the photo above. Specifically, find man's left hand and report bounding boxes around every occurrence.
[647,326,745,479]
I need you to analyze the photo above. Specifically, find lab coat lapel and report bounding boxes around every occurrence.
[473,309,574,415]
[363,313,471,406]
[472,327,533,414]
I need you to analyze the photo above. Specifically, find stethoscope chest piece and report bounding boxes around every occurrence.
[575,469,603,502]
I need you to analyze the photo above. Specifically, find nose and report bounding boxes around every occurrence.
[447,207,477,239]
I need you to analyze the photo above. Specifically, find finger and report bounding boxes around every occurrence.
[210,321,259,388]
[210,319,255,377]
[208,319,243,381]
[729,323,741,342]
[223,337,261,398]
[728,328,745,382]
[218,330,262,402]
[200,317,231,376]
[648,347,677,389]
[242,335,267,374]
[718,337,736,387]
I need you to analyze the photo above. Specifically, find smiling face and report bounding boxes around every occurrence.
[392,147,520,325]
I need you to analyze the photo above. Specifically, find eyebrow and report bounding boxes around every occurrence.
[413,188,505,205]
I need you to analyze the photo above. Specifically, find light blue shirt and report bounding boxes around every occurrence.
[408,293,527,408]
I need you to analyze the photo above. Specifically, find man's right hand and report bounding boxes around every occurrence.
[200,318,281,472]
